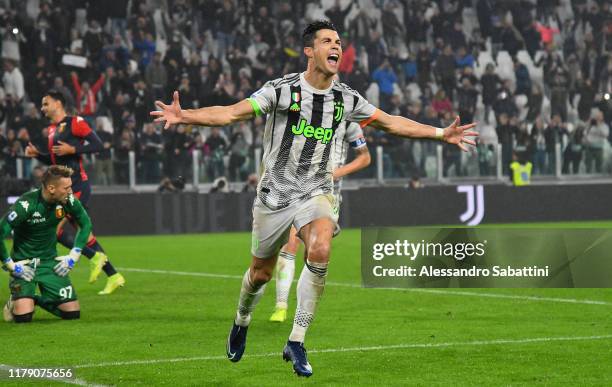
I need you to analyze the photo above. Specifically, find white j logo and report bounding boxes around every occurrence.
[457,185,485,226]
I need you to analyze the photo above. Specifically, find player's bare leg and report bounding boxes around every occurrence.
[227,253,277,362]
[4,297,35,323]
[283,217,334,377]
[270,226,301,322]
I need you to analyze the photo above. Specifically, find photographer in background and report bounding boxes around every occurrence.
[584,110,610,174]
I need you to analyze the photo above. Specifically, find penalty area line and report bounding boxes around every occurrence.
[73,334,612,369]
[117,267,612,306]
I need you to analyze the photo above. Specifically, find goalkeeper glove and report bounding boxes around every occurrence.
[2,258,35,282]
[54,248,82,277]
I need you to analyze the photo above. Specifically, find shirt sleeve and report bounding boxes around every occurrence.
[345,122,367,149]
[246,81,277,117]
[346,92,378,128]
[71,116,93,138]
[0,200,30,260]
[64,194,92,249]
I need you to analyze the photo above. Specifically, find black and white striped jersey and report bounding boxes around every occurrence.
[247,72,377,210]
[331,121,367,192]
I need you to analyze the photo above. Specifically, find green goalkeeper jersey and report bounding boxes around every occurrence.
[0,189,92,265]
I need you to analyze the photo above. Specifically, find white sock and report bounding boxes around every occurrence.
[289,260,327,343]
[235,269,266,327]
[275,251,296,309]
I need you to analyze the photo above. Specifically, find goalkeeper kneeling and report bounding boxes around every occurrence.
[1,165,90,323]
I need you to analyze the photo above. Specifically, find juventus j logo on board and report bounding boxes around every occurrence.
[334,101,344,122]
[457,185,485,226]
[290,92,301,112]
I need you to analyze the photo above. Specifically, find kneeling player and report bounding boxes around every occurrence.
[1,166,91,322]
[270,121,370,322]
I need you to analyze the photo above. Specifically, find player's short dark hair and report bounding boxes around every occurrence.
[45,89,66,106]
[302,20,337,48]
[42,165,73,187]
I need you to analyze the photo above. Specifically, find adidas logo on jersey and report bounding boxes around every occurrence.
[291,119,334,144]
[33,212,42,217]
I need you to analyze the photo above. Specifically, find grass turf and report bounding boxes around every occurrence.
[1,225,611,386]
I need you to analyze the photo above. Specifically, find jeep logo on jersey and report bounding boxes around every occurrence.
[291,119,334,144]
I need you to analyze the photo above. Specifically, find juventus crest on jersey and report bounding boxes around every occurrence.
[247,72,377,210]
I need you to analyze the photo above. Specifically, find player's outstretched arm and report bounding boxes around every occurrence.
[370,110,478,152]
[150,91,255,129]
[333,146,371,180]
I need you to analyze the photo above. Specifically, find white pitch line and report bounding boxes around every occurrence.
[73,335,612,369]
[118,267,612,306]
[0,364,108,387]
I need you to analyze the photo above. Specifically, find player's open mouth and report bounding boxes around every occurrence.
[327,54,339,66]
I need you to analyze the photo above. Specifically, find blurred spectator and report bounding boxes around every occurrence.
[434,44,456,99]
[432,89,452,116]
[228,124,250,182]
[513,59,532,97]
[205,127,228,181]
[456,77,478,124]
[577,78,597,122]
[114,126,136,184]
[372,59,397,111]
[455,46,474,70]
[325,0,355,34]
[493,82,518,121]
[496,113,518,176]
[549,67,570,121]
[94,123,114,186]
[242,173,258,192]
[174,125,193,179]
[3,60,25,102]
[526,84,543,122]
[480,63,502,123]
[584,111,610,173]
[510,152,532,186]
[529,117,548,175]
[71,71,105,127]
[339,35,356,76]
[145,52,168,101]
[544,114,568,174]
[140,123,163,184]
[563,124,585,175]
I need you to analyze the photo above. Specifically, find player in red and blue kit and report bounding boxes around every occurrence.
[25,90,125,295]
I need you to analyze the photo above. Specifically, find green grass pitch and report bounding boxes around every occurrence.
[1,225,611,386]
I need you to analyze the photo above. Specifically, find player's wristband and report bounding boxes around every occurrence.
[435,127,445,140]
[2,257,15,271]
[69,248,82,262]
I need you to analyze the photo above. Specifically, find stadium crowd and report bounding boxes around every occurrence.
[0,0,611,188]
